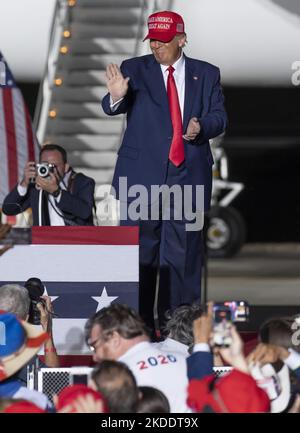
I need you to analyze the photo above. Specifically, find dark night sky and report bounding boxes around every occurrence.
[222,87,300,241]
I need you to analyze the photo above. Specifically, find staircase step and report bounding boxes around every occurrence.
[76,0,142,7]
[47,134,121,151]
[94,186,116,198]
[58,70,107,86]
[65,38,136,55]
[71,23,139,38]
[57,54,129,70]
[71,8,141,24]
[47,118,123,134]
[74,167,114,184]
[39,0,143,193]
[54,102,108,119]
[51,86,106,102]
[68,151,117,168]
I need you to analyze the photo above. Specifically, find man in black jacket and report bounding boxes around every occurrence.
[2,144,95,226]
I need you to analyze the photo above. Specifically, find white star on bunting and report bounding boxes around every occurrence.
[92,287,118,312]
[43,286,59,304]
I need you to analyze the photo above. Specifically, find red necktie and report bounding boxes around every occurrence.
[167,65,184,167]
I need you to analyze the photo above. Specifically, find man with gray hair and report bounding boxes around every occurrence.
[85,303,190,412]
[0,284,30,320]
[154,302,204,356]
[0,283,59,383]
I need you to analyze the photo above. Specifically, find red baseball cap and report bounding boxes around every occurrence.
[4,401,46,413]
[187,369,270,413]
[143,11,185,43]
[55,384,109,413]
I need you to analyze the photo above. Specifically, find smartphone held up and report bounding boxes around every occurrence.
[212,301,249,347]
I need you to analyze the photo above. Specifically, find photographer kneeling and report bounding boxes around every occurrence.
[0,283,59,385]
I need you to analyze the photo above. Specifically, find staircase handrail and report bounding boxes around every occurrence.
[34,0,70,145]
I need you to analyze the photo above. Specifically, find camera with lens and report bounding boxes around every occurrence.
[24,277,46,325]
[36,162,56,178]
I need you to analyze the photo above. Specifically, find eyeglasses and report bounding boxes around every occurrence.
[88,336,105,352]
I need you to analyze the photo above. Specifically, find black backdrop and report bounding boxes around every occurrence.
[223,87,300,241]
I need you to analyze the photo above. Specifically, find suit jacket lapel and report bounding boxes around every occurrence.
[144,56,172,127]
[183,56,198,132]
[143,55,200,132]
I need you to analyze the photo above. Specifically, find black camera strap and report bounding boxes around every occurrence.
[45,168,95,225]
[42,191,50,226]
[67,169,77,193]
[46,169,79,225]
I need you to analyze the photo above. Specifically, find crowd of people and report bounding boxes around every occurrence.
[1,283,300,413]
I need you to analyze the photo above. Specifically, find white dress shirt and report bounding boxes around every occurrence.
[160,52,185,119]
[13,386,52,410]
[152,337,189,357]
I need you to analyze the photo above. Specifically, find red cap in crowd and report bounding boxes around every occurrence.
[55,384,109,413]
[187,369,270,413]
[4,401,46,413]
[143,11,185,43]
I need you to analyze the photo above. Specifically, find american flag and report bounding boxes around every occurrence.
[0,51,39,206]
[0,226,139,357]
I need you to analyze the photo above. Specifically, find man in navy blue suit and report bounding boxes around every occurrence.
[102,11,227,337]
[2,144,95,226]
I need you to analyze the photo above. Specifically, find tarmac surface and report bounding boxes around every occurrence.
[206,243,300,330]
[207,243,300,305]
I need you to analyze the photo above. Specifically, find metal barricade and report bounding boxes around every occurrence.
[28,367,93,402]
[28,366,232,402]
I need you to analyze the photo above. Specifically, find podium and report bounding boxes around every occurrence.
[0,227,139,356]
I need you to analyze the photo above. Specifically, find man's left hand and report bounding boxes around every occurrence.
[36,173,59,194]
[193,301,213,344]
[247,343,289,366]
[37,295,54,333]
[219,325,249,374]
[183,117,201,141]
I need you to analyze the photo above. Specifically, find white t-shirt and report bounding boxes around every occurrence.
[14,387,52,410]
[118,341,190,413]
[152,338,189,357]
